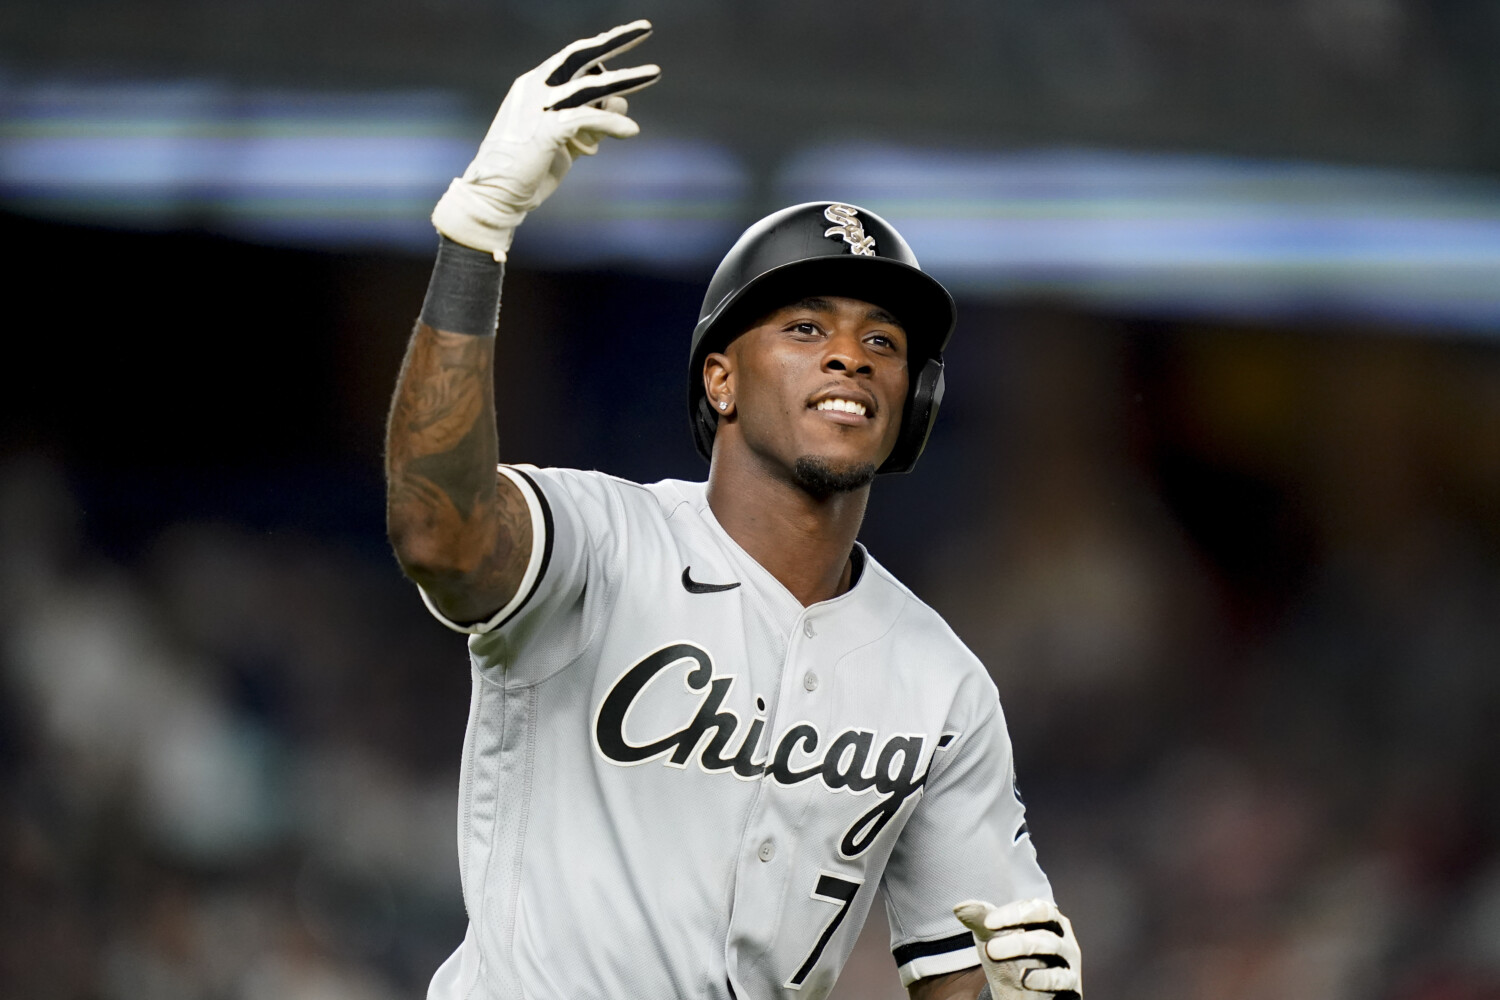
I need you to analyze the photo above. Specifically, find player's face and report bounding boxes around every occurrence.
[709,296,909,487]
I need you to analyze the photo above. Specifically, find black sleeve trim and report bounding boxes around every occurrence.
[450,466,555,631]
[507,467,556,626]
[892,931,975,969]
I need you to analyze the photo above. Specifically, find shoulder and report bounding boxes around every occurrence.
[517,466,699,505]
[513,467,697,512]
[861,553,979,658]
[509,464,638,499]
[641,476,711,521]
[510,467,709,544]
[860,552,999,702]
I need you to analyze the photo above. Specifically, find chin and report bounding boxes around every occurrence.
[791,456,878,498]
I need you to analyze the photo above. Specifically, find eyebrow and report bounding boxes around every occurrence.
[787,297,905,330]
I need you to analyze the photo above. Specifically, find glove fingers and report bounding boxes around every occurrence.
[984,898,1063,932]
[985,957,1045,995]
[547,64,661,110]
[560,66,631,115]
[544,19,653,86]
[984,929,1072,962]
[554,107,640,139]
[956,897,1061,937]
[1021,966,1080,993]
[953,900,991,934]
[1053,917,1081,966]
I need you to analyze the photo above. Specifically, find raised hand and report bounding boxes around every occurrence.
[431,19,661,260]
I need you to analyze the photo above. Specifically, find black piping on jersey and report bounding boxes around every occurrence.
[848,545,865,588]
[890,931,974,971]
[450,466,556,631]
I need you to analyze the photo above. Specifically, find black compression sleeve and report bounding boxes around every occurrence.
[418,236,503,337]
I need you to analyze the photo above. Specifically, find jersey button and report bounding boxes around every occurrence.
[757,840,775,862]
[803,672,818,692]
[803,619,816,638]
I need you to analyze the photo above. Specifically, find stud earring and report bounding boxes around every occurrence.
[719,400,728,410]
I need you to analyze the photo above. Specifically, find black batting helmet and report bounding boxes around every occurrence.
[687,201,956,475]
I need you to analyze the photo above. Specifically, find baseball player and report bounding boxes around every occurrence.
[385,20,1083,1000]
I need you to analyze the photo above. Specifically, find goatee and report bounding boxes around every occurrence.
[792,456,877,499]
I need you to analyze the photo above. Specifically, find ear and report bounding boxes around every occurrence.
[703,351,734,416]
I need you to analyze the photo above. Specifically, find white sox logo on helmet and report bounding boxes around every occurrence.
[593,642,956,859]
[823,203,877,256]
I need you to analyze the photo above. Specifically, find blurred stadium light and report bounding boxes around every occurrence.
[510,136,751,269]
[0,80,751,261]
[0,82,474,249]
[5,80,1500,329]
[779,144,1500,332]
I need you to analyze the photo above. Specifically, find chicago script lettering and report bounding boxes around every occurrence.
[592,642,950,858]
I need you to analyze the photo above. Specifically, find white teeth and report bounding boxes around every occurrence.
[815,398,867,416]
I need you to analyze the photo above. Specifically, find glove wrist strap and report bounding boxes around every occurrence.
[419,236,503,337]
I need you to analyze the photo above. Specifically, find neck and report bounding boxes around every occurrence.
[706,456,868,607]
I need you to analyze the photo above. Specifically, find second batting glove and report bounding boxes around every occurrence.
[432,19,661,261]
[953,898,1082,1000]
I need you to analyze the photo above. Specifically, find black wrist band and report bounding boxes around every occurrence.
[418,236,503,336]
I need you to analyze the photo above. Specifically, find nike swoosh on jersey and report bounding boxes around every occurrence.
[681,566,741,594]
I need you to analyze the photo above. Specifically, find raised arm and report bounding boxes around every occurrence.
[385,21,660,623]
[387,316,523,622]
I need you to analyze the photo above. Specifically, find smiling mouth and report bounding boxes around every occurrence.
[813,398,869,417]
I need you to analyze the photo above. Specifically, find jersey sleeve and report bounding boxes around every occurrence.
[417,466,618,681]
[881,688,1052,987]
[418,465,554,635]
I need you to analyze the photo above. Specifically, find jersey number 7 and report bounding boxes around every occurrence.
[785,873,863,990]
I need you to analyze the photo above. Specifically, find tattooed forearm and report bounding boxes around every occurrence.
[385,323,533,620]
[406,395,493,519]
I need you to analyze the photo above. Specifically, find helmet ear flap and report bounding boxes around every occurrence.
[692,393,720,459]
[878,356,945,475]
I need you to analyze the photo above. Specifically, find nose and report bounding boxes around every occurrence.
[822,329,873,376]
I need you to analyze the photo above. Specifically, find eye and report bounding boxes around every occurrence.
[867,331,899,350]
[787,320,823,336]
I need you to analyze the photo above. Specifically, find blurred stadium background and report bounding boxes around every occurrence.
[3,2,1500,998]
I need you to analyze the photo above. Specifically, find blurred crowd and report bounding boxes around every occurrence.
[2,308,1499,1000]
[918,314,1500,1000]
[0,456,470,1000]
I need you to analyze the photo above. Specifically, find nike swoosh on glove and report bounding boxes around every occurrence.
[431,19,661,260]
[953,898,1082,999]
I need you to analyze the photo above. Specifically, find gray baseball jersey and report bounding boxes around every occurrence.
[421,466,1051,1000]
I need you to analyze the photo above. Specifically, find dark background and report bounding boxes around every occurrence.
[3,4,1500,999]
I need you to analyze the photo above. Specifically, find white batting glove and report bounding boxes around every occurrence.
[953,898,1082,999]
[431,19,661,260]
